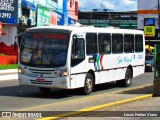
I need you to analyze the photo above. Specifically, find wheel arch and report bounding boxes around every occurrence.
[87,69,95,85]
[127,65,133,77]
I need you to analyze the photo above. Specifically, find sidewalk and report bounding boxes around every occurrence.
[0,69,18,81]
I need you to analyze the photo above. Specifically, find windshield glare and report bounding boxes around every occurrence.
[20,32,70,67]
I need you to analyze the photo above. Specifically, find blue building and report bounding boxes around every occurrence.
[20,0,77,26]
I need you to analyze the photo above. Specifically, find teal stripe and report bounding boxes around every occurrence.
[96,55,101,70]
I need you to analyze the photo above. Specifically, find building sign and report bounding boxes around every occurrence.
[0,22,2,36]
[56,11,64,25]
[144,18,155,37]
[68,17,75,25]
[0,0,18,24]
[144,26,155,37]
[144,18,155,26]
[37,5,50,26]
[79,19,137,25]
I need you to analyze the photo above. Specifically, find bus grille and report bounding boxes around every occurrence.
[29,68,55,74]
[30,80,53,85]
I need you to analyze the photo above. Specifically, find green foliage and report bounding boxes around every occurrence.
[0,64,18,70]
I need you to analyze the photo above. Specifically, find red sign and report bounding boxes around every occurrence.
[0,22,2,36]
[50,12,57,25]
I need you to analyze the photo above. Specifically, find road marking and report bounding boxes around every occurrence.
[38,94,153,120]
[17,84,153,111]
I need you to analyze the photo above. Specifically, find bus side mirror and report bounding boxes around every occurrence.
[15,32,23,48]
[72,35,79,58]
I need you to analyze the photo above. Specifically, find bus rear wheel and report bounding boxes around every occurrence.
[82,73,94,95]
[116,68,133,87]
[39,87,51,93]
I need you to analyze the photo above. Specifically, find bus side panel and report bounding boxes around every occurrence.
[70,60,86,88]
[99,55,115,83]
[86,56,100,84]
[133,53,145,77]
[112,54,126,81]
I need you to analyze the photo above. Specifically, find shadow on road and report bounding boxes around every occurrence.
[0,82,117,99]
[117,85,153,94]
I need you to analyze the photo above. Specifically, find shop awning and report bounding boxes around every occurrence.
[21,0,36,11]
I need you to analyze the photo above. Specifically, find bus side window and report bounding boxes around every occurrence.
[112,34,123,54]
[86,33,98,55]
[135,34,143,52]
[98,33,111,54]
[124,34,134,53]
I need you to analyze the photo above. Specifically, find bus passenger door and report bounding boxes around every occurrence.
[70,35,86,88]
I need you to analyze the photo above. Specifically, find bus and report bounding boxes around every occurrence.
[17,25,145,95]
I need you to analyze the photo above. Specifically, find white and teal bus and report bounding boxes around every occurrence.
[18,25,145,95]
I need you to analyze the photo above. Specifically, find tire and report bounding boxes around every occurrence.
[116,68,133,87]
[39,87,51,93]
[82,73,94,95]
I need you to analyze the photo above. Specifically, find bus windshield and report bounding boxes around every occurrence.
[20,32,70,67]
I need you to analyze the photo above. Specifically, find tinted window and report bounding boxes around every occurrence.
[124,34,134,53]
[98,33,111,54]
[112,34,123,53]
[135,35,143,52]
[86,33,98,54]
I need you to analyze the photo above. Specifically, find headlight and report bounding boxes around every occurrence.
[146,64,151,67]
[59,69,69,77]
[18,66,26,75]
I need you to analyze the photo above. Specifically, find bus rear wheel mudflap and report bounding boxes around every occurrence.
[39,87,51,93]
[82,73,94,95]
[116,68,133,87]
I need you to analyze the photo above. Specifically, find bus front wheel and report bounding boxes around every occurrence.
[116,68,133,87]
[39,87,51,93]
[82,73,94,95]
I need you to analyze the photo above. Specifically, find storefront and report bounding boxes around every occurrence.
[0,0,18,64]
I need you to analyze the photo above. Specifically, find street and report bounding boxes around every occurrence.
[0,72,153,112]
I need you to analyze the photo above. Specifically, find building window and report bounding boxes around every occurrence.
[52,0,58,3]
[75,1,78,16]
[70,0,72,7]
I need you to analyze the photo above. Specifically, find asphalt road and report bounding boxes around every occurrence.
[0,72,154,113]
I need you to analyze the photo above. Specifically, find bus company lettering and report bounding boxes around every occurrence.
[118,56,133,64]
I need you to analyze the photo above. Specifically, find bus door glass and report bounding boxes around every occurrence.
[71,34,85,88]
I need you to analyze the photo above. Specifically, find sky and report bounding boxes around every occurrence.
[78,0,137,12]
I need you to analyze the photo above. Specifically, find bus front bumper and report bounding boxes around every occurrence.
[18,75,70,89]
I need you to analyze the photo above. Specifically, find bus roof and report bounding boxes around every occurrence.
[27,25,144,34]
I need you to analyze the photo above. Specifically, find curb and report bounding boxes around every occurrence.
[0,74,18,81]
[38,94,153,120]
[0,69,18,81]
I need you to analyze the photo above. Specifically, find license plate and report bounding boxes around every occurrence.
[36,78,45,82]
[28,73,40,77]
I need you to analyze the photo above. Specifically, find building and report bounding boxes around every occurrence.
[78,10,137,29]
[0,0,78,64]
[138,0,160,46]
